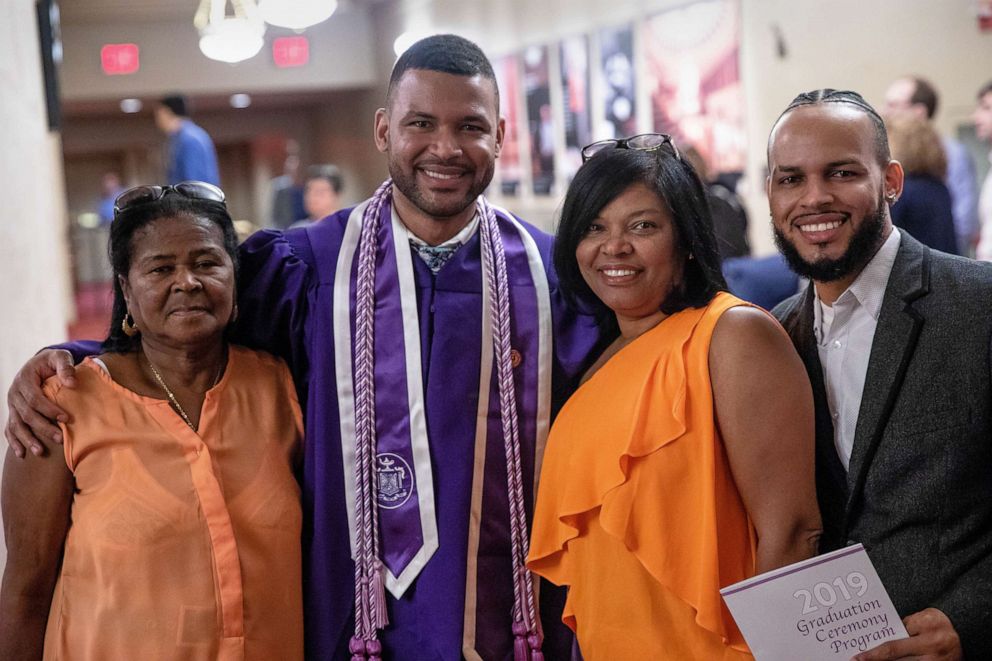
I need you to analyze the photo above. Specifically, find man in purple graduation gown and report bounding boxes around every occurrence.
[5,35,600,660]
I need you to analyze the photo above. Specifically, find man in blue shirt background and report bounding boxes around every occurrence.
[154,94,220,186]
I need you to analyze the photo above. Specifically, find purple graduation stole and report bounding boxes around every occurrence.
[333,181,551,661]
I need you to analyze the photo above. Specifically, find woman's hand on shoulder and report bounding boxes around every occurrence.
[709,305,822,573]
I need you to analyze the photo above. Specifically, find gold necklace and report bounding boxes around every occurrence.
[145,353,224,431]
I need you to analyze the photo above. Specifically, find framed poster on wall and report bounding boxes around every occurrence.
[559,35,592,182]
[598,25,637,139]
[494,54,523,196]
[644,0,745,175]
[524,45,554,195]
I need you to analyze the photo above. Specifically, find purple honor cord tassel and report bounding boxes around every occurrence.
[372,557,388,629]
[350,180,394,660]
[479,198,544,661]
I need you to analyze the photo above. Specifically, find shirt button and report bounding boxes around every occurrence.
[832,340,842,349]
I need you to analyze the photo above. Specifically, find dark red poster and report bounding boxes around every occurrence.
[644,0,745,174]
[494,54,523,196]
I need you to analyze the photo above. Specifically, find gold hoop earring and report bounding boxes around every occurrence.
[122,312,139,337]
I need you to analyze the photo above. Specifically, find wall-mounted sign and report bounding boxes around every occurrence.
[100,43,139,75]
[272,36,309,68]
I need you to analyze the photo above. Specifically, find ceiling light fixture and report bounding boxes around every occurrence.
[258,0,337,30]
[120,98,143,113]
[195,0,266,64]
[230,93,252,108]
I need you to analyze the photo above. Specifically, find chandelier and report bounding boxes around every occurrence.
[195,0,266,63]
[258,0,337,30]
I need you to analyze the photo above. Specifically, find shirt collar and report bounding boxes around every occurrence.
[405,212,480,249]
[847,226,901,319]
[814,226,901,321]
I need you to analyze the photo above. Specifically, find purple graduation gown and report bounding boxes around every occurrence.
[233,205,601,660]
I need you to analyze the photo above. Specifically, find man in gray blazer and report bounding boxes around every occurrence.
[769,89,992,661]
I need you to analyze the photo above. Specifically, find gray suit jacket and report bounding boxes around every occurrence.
[773,233,992,658]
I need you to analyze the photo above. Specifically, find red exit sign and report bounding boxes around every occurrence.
[272,36,309,68]
[101,43,140,75]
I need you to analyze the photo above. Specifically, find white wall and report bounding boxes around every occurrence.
[375,0,992,253]
[0,0,74,573]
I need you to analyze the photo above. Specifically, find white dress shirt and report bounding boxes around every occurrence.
[814,228,901,470]
[405,211,480,273]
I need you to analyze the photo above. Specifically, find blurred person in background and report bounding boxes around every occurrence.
[154,94,220,187]
[883,76,978,254]
[529,138,820,659]
[974,81,992,261]
[289,164,344,228]
[269,142,305,229]
[0,182,303,660]
[887,116,958,254]
[682,145,750,261]
[96,172,123,226]
[721,252,800,312]
[680,147,801,311]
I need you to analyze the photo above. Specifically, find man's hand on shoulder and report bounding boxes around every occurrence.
[4,349,76,458]
[853,608,961,661]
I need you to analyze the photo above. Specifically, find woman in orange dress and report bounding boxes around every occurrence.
[527,136,822,659]
[0,183,303,660]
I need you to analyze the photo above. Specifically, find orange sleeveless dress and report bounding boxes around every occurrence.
[528,293,756,660]
[41,346,304,661]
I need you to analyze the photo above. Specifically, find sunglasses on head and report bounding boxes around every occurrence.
[581,133,681,163]
[113,181,227,215]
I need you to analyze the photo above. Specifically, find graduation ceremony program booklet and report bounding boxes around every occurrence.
[720,544,908,660]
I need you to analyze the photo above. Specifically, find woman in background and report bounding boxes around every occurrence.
[888,116,959,255]
[528,137,821,659]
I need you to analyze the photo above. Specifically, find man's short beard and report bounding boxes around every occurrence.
[389,158,495,221]
[773,197,888,283]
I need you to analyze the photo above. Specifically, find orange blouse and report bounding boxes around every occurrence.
[528,293,756,660]
[42,345,304,661]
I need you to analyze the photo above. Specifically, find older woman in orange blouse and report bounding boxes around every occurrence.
[528,137,822,659]
[0,183,303,660]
